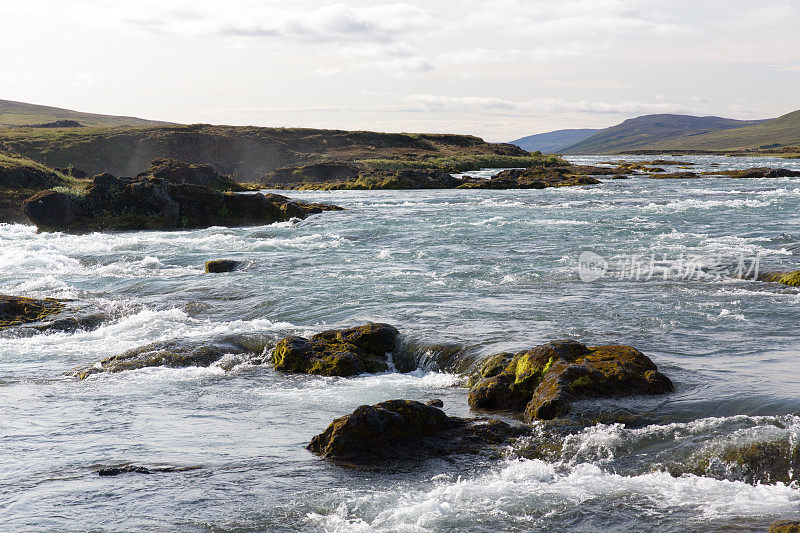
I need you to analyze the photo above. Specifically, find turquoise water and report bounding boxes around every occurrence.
[2,155,800,531]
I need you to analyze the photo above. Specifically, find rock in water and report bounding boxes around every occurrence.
[272,323,399,377]
[0,295,65,329]
[307,399,525,464]
[70,335,270,379]
[22,171,341,233]
[468,339,673,420]
[204,259,241,273]
[457,165,602,189]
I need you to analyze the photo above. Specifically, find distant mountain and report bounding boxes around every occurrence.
[0,99,173,128]
[631,109,800,152]
[562,114,768,154]
[509,128,600,153]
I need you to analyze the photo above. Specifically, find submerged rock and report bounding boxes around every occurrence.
[272,323,399,377]
[0,295,65,329]
[22,170,341,233]
[98,464,200,476]
[204,259,241,273]
[468,340,673,420]
[71,334,269,379]
[307,399,525,464]
[676,437,800,486]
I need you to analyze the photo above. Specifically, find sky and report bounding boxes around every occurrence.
[1,0,799,141]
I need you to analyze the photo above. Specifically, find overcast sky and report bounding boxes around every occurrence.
[2,0,798,141]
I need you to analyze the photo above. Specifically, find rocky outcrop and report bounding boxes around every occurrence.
[138,158,246,192]
[272,323,399,377]
[307,399,525,464]
[468,339,673,420]
[204,259,241,273]
[22,172,341,233]
[263,164,461,190]
[458,167,601,189]
[71,334,270,379]
[0,294,65,329]
[263,162,362,186]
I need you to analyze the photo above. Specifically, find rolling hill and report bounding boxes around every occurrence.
[0,99,173,128]
[630,109,800,152]
[561,114,768,154]
[509,128,599,153]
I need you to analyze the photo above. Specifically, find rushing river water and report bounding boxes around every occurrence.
[3,155,800,531]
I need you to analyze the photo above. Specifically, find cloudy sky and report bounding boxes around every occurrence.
[2,0,798,140]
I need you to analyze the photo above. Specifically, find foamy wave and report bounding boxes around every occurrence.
[307,458,800,531]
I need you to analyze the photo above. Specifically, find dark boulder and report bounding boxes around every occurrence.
[204,259,241,273]
[468,340,673,420]
[0,295,65,329]
[307,399,526,464]
[272,323,399,377]
[22,173,341,233]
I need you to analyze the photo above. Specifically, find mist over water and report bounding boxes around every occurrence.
[3,155,800,531]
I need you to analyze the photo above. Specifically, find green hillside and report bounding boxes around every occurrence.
[562,114,766,154]
[0,99,172,128]
[636,110,800,152]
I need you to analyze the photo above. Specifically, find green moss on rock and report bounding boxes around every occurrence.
[272,323,399,377]
[757,270,800,287]
[0,294,65,329]
[468,340,673,420]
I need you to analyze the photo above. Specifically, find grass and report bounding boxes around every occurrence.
[0,99,170,128]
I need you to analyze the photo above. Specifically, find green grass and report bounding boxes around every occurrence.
[0,99,171,128]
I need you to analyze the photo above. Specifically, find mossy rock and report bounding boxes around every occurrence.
[771,521,800,533]
[468,339,673,420]
[272,323,399,377]
[757,270,800,287]
[307,399,526,464]
[0,294,65,329]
